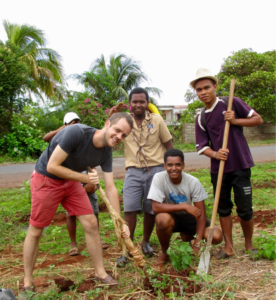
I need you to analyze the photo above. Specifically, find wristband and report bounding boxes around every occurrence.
[213,152,218,159]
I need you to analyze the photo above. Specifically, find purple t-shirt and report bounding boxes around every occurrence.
[195,97,255,174]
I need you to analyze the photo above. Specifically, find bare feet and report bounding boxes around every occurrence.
[152,253,170,271]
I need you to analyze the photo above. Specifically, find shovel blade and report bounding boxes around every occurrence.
[197,249,210,275]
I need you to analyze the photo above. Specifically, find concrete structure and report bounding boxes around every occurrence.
[157,105,188,125]
[181,123,276,144]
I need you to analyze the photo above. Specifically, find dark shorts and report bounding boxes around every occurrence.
[211,168,253,221]
[172,213,211,236]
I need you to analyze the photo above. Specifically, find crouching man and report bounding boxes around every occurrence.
[147,149,223,269]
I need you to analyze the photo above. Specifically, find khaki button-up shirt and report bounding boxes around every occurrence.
[124,112,172,169]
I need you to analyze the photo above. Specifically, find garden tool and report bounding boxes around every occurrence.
[197,79,235,275]
[87,167,145,267]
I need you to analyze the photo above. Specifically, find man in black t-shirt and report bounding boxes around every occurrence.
[22,113,133,291]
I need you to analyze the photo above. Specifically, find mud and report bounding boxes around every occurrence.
[233,210,276,228]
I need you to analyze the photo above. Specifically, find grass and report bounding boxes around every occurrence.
[0,162,275,299]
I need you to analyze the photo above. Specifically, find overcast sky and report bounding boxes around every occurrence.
[1,0,275,105]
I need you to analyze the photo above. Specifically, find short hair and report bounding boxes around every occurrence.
[129,87,149,102]
[109,112,133,129]
[164,148,185,163]
[194,78,216,88]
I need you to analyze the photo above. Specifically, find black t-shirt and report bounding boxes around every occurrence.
[35,124,112,180]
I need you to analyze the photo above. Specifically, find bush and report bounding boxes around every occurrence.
[0,115,47,158]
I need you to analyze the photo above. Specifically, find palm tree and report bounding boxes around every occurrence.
[1,20,64,101]
[73,53,162,106]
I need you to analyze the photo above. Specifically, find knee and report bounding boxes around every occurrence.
[155,213,173,231]
[28,226,44,240]
[81,215,98,232]
[212,227,223,245]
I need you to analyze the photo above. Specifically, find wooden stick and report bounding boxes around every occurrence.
[207,79,236,246]
[87,167,145,267]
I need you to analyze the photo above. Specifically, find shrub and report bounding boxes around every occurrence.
[0,115,47,158]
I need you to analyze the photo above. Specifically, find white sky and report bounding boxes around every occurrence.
[1,0,275,105]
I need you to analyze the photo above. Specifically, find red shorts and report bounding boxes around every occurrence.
[30,170,93,228]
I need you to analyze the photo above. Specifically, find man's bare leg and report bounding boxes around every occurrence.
[155,213,174,263]
[124,211,137,241]
[141,212,155,244]
[66,216,77,248]
[219,216,235,256]
[77,214,107,279]
[23,225,44,287]
[240,218,255,251]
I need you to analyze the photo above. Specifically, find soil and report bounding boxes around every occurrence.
[144,267,201,296]
[253,179,276,189]
[232,209,276,228]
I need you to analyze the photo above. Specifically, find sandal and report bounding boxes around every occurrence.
[18,286,35,300]
[116,255,128,267]
[141,243,154,257]
[214,250,233,260]
[94,275,119,286]
[69,246,79,256]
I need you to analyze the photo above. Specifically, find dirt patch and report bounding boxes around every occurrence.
[144,267,201,297]
[233,210,276,228]
[253,179,276,189]
[51,212,67,226]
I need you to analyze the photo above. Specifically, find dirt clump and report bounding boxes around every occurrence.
[54,277,75,292]
[232,209,275,228]
[253,179,276,189]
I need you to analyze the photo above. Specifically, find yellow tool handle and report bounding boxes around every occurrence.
[210,79,235,229]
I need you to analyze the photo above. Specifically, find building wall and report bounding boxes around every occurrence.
[181,124,276,144]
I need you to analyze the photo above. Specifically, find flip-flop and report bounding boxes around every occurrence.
[69,246,79,256]
[18,286,35,300]
[116,255,128,267]
[141,243,154,257]
[94,275,119,286]
[214,250,232,260]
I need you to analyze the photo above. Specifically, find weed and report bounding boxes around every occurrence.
[167,242,193,271]
[254,232,276,260]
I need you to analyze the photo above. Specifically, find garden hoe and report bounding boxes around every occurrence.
[197,79,235,275]
[87,167,145,267]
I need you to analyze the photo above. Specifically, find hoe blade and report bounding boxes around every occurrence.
[197,249,210,275]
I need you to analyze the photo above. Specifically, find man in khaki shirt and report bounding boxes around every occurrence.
[117,87,173,266]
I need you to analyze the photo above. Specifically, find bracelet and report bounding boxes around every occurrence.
[213,152,218,159]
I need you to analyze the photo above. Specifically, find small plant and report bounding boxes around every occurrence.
[167,242,193,271]
[254,232,276,260]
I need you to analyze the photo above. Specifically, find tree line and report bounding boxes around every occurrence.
[0,21,275,159]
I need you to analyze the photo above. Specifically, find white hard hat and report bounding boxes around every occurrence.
[63,112,81,125]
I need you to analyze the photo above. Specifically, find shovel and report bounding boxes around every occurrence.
[197,79,235,275]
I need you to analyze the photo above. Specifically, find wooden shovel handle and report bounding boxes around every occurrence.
[210,79,235,229]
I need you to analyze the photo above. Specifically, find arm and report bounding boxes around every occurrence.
[103,171,130,238]
[162,139,174,150]
[43,126,65,143]
[83,182,97,194]
[47,145,94,184]
[224,110,263,127]
[151,200,201,219]
[192,200,207,254]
